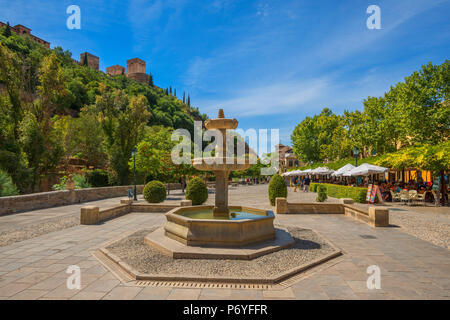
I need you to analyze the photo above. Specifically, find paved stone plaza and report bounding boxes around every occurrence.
[0,184,449,300]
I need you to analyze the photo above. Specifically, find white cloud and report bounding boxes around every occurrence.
[196,78,330,117]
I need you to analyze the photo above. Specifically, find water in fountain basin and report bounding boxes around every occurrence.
[178,208,272,220]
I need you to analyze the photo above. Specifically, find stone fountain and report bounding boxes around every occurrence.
[192,109,250,216]
[144,109,294,257]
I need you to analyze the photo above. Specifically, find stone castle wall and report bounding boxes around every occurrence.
[127,58,146,74]
[80,52,99,70]
[106,65,125,76]
[0,22,50,48]
[127,72,149,83]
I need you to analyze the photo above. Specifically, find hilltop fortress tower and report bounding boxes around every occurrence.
[126,58,150,84]
[106,65,125,76]
[0,22,151,85]
[105,58,150,84]
[80,52,99,70]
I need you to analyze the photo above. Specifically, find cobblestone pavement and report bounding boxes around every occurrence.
[0,184,449,300]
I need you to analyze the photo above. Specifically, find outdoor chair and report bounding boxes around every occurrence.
[408,190,418,205]
[390,190,401,202]
[411,192,426,206]
[399,190,410,205]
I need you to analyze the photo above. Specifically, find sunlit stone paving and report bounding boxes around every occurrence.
[0,185,449,300]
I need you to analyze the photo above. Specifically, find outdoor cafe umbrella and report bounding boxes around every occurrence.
[299,168,312,176]
[283,171,297,176]
[332,164,355,177]
[343,163,388,177]
[289,170,304,176]
[310,167,335,175]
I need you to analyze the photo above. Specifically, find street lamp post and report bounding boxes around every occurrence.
[132,147,137,201]
[353,147,360,167]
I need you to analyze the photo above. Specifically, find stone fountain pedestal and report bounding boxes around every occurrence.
[213,170,229,216]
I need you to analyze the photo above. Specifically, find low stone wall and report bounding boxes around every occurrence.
[286,203,344,215]
[131,204,179,213]
[343,205,371,225]
[275,197,389,227]
[0,185,145,216]
[166,183,182,191]
[73,185,145,203]
[99,204,131,222]
[80,200,186,225]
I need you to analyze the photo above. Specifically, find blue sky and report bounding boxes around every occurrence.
[1,0,449,145]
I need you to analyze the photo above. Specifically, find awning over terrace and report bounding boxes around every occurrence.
[332,164,355,177]
[343,163,389,177]
[310,167,335,175]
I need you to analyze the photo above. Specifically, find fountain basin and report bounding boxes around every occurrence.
[162,205,276,247]
[192,157,251,171]
[204,118,238,130]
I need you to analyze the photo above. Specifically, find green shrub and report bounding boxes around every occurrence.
[309,183,368,203]
[310,183,318,192]
[268,174,287,206]
[52,174,92,191]
[316,185,327,202]
[86,169,109,187]
[0,170,19,197]
[355,189,367,203]
[185,177,208,205]
[143,181,166,203]
[73,174,92,189]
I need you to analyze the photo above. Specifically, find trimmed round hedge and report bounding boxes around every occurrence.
[310,183,318,192]
[143,181,166,203]
[186,177,208,205]
[268,174,287,206]
[316,185,328,202]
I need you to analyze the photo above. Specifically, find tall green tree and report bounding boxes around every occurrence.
[20,53,67,191]
[389,61,449,145]
[95,85,151,184]
[4,22,11,38]
[82,53,88,66]
[148,73,153,87]
[291,108,343,163]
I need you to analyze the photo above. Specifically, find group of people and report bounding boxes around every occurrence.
[290,176,311,192]
[242,177,270,185]
[379,179,449,205]
[284,173,449,205]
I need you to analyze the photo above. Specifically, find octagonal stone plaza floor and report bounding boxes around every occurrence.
[0,184,449,300]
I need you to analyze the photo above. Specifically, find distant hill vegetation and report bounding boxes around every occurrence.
[0,26,207,193]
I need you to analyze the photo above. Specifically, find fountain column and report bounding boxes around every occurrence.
[193,109,249,218]
[213,170,229,216]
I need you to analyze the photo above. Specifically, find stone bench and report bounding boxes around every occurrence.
[275,197,389,227]
[81,199,197,224]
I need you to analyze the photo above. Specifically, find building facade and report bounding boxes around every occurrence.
[276,144,302,172]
